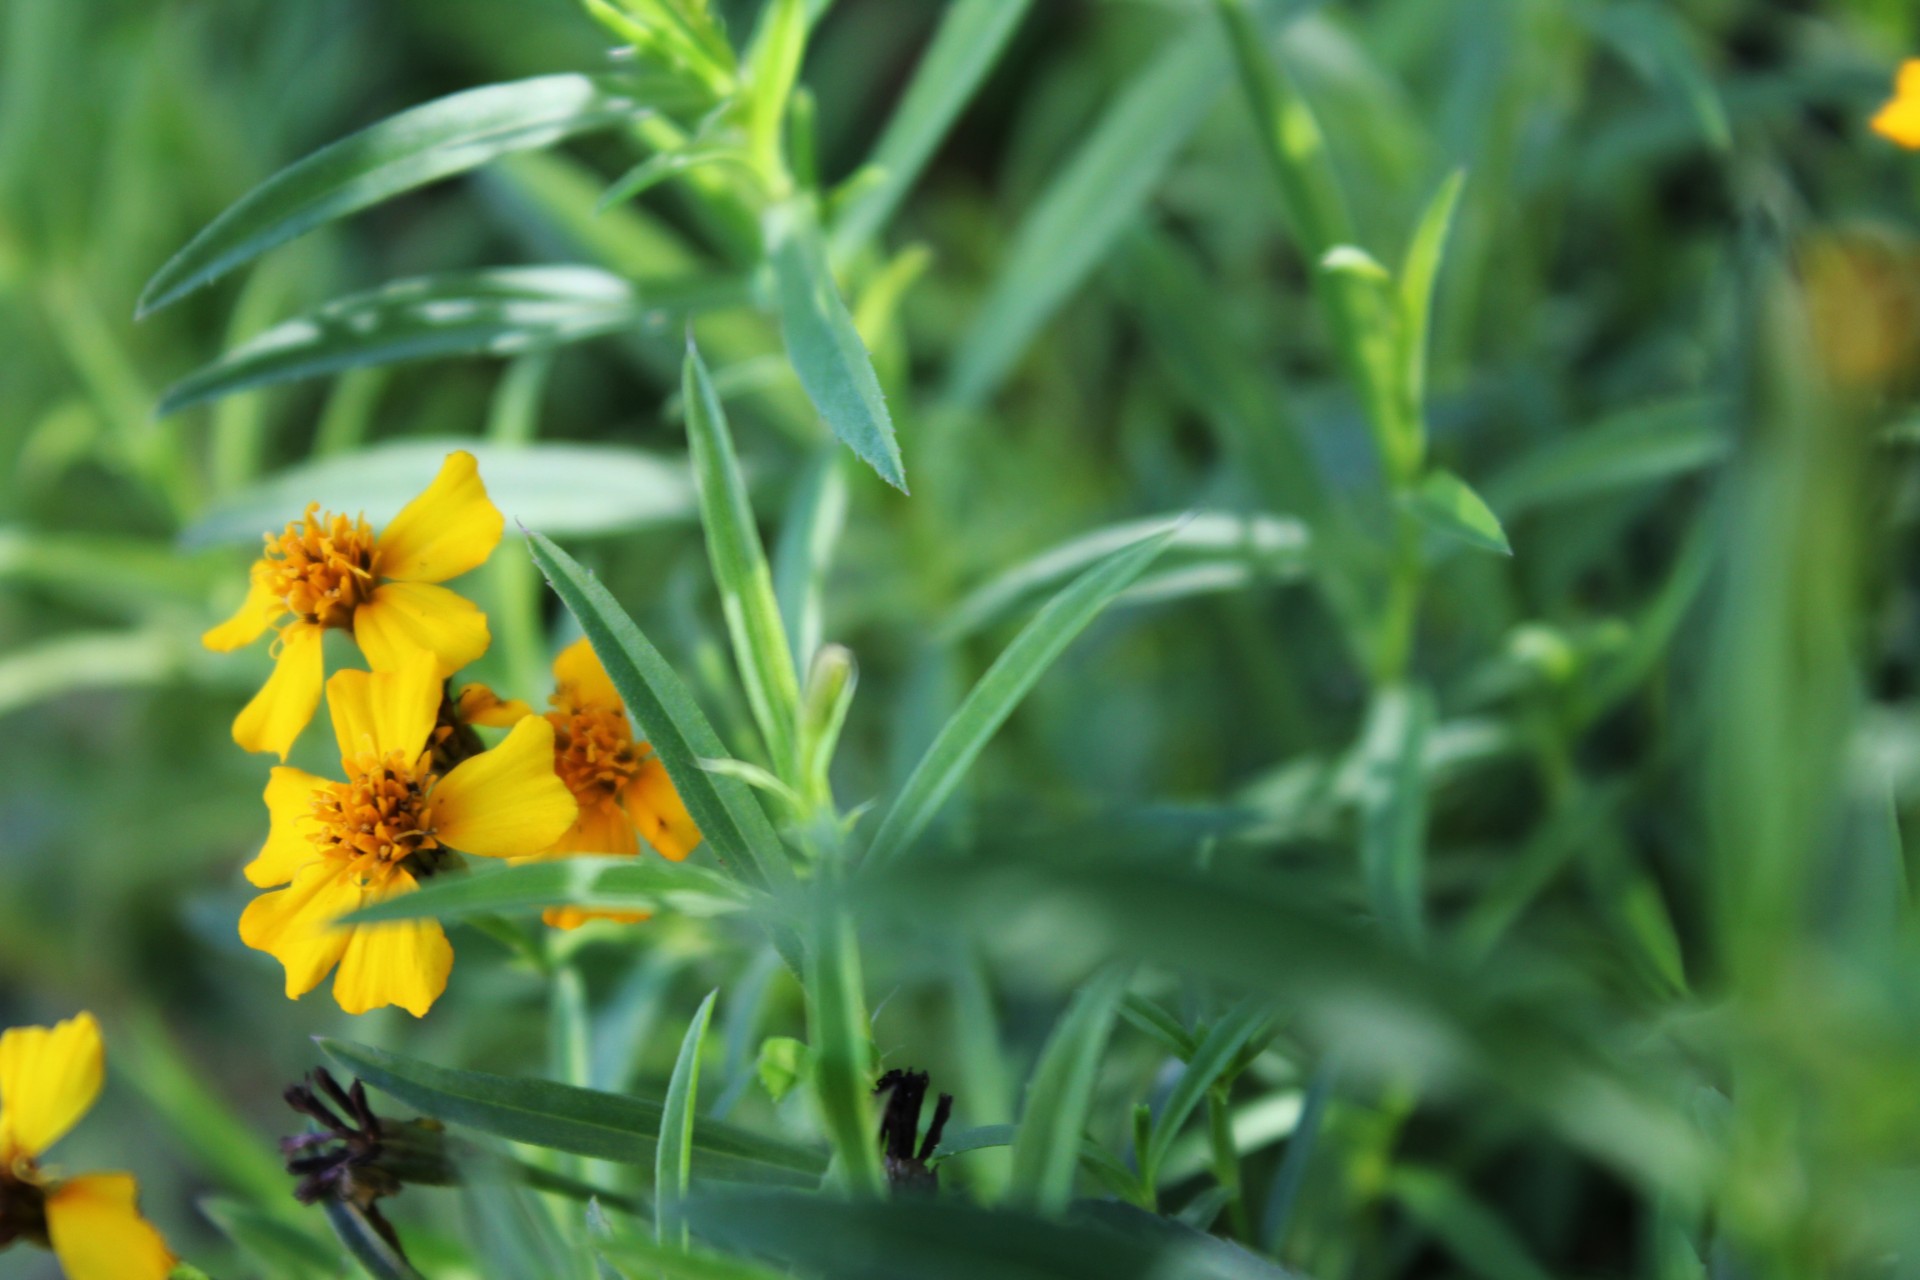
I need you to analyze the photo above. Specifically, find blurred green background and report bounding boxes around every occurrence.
[7,0,1920,1276]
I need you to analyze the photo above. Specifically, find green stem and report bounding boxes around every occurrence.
[1207,1087,1251,1241]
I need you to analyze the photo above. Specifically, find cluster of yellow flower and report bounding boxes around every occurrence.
[206,450,701,1016]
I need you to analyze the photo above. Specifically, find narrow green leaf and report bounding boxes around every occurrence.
[323,1201,426,1280]
[770,445,848,674]
[317,1039,826,1183]
[599,146,756,210]
[158,267,745,415]
[943,513,1307,639]
[866,526,1177,864]
[766,199,906,489]
[1390,1167,1557,1280]
[1009,968,1128,1213]
[684,337,802,774]
[528,531,789,890]
[1119,995,1199,1062]
[1407,469,1511,556]
[1260,1059,1334,1252]
[805,876,885,1194]
[946,10,1241,408]
[183,441,696,549]
[1357,683,1432,949]
[344,856,749,925]
[599,1233,790,1280]
[1144,1001,1269,1176]
[743,0,806,181]
[1483,397,1730,518]
[659,990,719,1245]
[829,0,1034,256]
[139,75,696,315]
[1397,170,1466,459]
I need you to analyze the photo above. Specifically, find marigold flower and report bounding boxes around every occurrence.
[0,1013,175,1280]
[204,450,505,760]
[1873,60,1920,148]
[239,653,577,1016]
[495,637,700,929]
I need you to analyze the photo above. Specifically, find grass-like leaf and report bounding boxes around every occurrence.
[599,1233,790,1280]
[1407,470,1511,556]
[1396,170,1467,467]
[158,267,746,416]
[342,857,750,926]
[318,1039,826,1183]
[684,338,802,774]
[1143,1000,1270,1177]
[766,199,906,490]
[528,531,789,891]
[1008,967,1128,1213]
[865,525,1176,864]
[139,74,696,315]
[829,0,1035,256]
[182,440,696,548]
[1357,684,1434,949]
[804,875,885,1194]
[200,1198,341,1280]
[322,1201,425,1280]
[659,990,719,1245]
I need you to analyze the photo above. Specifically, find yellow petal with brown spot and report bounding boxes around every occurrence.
[433,716,577,857]
[232,620,326,759]
[0,1012,102,1161]
[626,755,700,861]
[374,450,505,584]
[354,581,490,678]
[45,1173,175,1280]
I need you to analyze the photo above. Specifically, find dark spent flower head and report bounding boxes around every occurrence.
[873,1068,954,1193]
[281,1069,411,1256]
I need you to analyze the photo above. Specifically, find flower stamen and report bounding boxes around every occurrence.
[262,503,380,629]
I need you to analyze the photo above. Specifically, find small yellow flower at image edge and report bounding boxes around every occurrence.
[1873,59,1920,148]
[204,449,504,760]
[469,637,701,930]
[0,1013,174,1280]
[239,652,578,1016]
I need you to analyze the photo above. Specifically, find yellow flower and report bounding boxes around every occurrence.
[0,1013,174,1280]
[507,637,701,930]
[1873,60,1920,148]
[204,450,505,760]
[239,653,577,1016]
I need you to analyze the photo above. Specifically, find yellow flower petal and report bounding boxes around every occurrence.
[202,563,284,652]
[1873,59,1920,148]
[354,581,490,678]
[432,716,577,857]
[543,797,640,858]
[456,682,534,729]
[626,755,700,861]
[326,652,441,768]
[543,906,650,931]
[0,1012,102,1161]
[332,870,453,1018]
[239,860,364,1001]
[231,621,326,759]
[552,636,621,710]
[44,1173,176,1280]
[373,450,505,584]
[245,766,330,887]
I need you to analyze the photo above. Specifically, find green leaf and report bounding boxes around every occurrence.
[684,337,802,775]
[743,0,806,180]
[317,1039,826,1183]
[765,199,906,490]
[343,856,750,925]
[1009,967,1128,1213]
[139,74,695,315]
[659,990,719,1245]
[600,146,757,210]
[1407,469,1511,556]
[157,267,745,416]
[946,10,1241,408]
[323,1201,426,1280]
[756,1036,810,1102]
[527,531,790,891]
[829,0,1035,256]
[1483,397,1730,518]
[1397,170,1466,459]
[1119,995,1198,1062]
[865,526,1176,864]
[770,445,848,674]
[1389,1167,1557,1280]
[943,513,1307,639]
[805,875,885,1194]
[182,440,696,548]
[200,1198,342,1280]
[1357,683,1432,949]
[1260,1060,1334,1252]
[1144,1001,1269,1177]
[599,1233,790,1280]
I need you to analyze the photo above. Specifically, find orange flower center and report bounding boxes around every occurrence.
[547,699,646,810]
[264,503,379,628]
[310,750,444,880]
